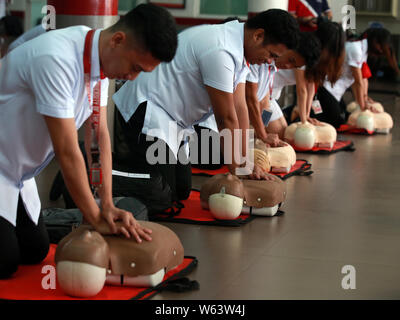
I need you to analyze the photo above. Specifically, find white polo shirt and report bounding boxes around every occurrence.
[272,68,301,100]
[198,58,250,133]
[323,39,368,102]
[0,26,109,226]
[246,62,278,101]
[113,20,248,157]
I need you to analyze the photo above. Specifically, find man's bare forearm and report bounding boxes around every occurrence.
[57,147,101,225]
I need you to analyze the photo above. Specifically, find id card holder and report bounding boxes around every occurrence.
[311,100,323,115]
[262,109,273,126]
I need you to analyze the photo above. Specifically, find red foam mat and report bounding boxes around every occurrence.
[191,159,312,180]
[292,140,355,154]
[150,190,258,226]
[337,124,374,135]
[0,245,197,300]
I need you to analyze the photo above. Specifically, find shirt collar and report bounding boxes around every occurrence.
[90,29,105,80]
[268,61,278,72]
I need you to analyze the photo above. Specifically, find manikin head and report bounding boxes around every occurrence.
[244,9,299,65]
[99,3,178,81]
[55,229,110,298]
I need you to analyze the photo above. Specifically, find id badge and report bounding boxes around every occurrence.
[262,109,273,126]
[311,100,323,115]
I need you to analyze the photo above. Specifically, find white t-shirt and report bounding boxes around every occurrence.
[8,24,47,53]
[198,58,250,133]
[271,68,299,100]
[113,20,248,157]
[246,62,278,101]
[0,26,109,226]
[323,39,368,102]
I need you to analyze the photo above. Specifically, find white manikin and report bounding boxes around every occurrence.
[346,101,393,134]
[284,121,337,150]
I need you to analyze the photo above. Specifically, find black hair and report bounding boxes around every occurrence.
[245,9,299,50]
[112,3,178,62]
[315,20,345,63]
[296,32,321,73]
[361,27,392,55]
[312,20,345,84]
[0,15,23,38]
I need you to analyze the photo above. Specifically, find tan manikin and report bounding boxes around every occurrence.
[284,121,337,150]
[250,139,296,174]
[346,101,393,134]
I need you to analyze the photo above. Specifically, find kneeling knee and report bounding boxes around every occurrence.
[21,242,50,265]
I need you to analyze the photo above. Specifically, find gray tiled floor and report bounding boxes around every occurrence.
[36,91,400,300]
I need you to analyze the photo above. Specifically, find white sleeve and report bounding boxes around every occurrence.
[198,50,235,93]
[246,64,260,83]
[237,66,250,85]
[29,55,76,118]
[347,43,363,69]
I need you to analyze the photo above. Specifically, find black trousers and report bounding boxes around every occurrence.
[310,86,348,129]
[0,196,50,279]
[114,102,191,201]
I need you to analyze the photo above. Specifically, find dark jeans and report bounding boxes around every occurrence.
[114,102,191,201]
[310,86,348,129]
[0,196,50,279]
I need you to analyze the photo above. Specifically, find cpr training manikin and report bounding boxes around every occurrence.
[251,138,297,173]
[200,173,287,219]
[346,101,393,134]
[284,121,337,150]
[55,221,184,298]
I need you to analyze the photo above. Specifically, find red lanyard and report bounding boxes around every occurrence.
[83,29,103,196]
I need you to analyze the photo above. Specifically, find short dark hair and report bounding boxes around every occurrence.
[245,9,299,50]
[112,3,178,62]
[0,15,23,38]
[296,32,321,75]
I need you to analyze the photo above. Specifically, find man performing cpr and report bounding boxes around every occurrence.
[0,4,177,279]
[113,9,299,199]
